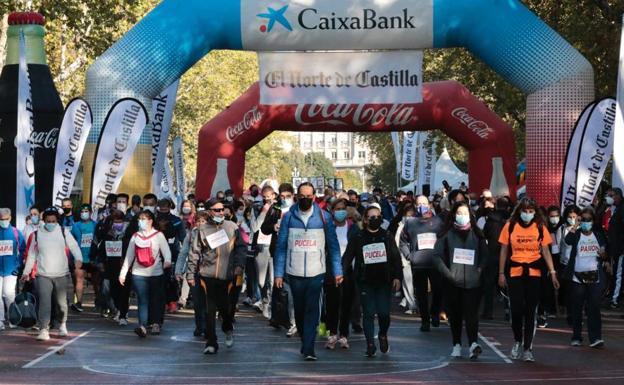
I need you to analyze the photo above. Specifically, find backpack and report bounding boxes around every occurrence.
[134,231,161,267]
[8,291,38,328]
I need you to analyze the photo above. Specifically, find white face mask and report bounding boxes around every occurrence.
[80,212,91,221]
[549,216,560,225]
[606,196,615,206]
[182,207,192,215]
[117,203,127,212]
[143,206,155,214]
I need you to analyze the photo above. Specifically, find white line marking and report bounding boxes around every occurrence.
[23,328,94,369]
[478,332,512,364]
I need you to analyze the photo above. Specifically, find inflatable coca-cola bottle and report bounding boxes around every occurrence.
[0,12,63,214]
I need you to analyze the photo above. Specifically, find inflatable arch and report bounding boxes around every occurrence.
[85,0,593,204]
[196,81,517,199]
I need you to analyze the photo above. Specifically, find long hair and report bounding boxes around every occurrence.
[510,197,545,228]
[441,201,484,238]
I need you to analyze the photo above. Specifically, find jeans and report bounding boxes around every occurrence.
[412,268,443,325]
[508,276,541,350]
[289,274,324,356]
[200,277,233,349]
[132,275,165,328]
[37,275,70,330]
[445,284,480,345]
[612,255,623,303]
[245,257,261,301]
[569,280,603,343]
[0,275,17,323]
[358,282,392,345]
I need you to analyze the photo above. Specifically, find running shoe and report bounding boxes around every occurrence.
[252,300,264,313]
[337,337,350,349]
[70,302,84,313]
[242,297,253,307]
[404,309,414,315]
[134,326,147,338]
[522,349,535,362]
[58,323,68,337]
[537,316,548,328]
[150,324,161,335]
[118,318,128,326]
[510,342,522,360]
[225,331,234,348]
[325,335,338,350]
[0,323,4,331]
[451,344,462,358]
[469,342,482,360]
[203,345,216,354]
[399,298,407,308]
[365,343,377,358]
[286,325,298,338]
[589,339,604,348]
[570,340,582,346]
[37,329,50,341]
[304,354,318,361]
[262,303,271,319]
[379,335,389,354]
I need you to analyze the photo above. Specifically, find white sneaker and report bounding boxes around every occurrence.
[37,329,50,341]
[59,324,68,337]
[570,340,582,347]
[399,298,407,308]
[113,311,120,322]
[337,336,350,349]
[404,309,414,315]
[286,325,297,338]
[119,318,128,326]
[8,322,16,329]
[522,349,535,362]
[451,344,462,358]
[469,342,482,360]
[590,339,604,348]
[262,304,271,319]
[0,322,5,331]
[203,345,216,354]
[510,342,522,360]
[325,335,338,350]
[252,300,263,313]
[225,331,234,348]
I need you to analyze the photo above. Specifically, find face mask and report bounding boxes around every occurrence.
[470,200,477,207]
[138,219,149,231]
[520,212,534,224]
[281,198,294,209]
[0,220,10,229]
[197,207,205,212]
[298,198,313,212]
[251,190,259,198]
[44,223,57,232]
[211,215,225,224]
[361,203,370,209]
[182,207,192,215]
[368,216,383,231]
[606,196,615,206]
[455,214,471,226]
[225,196,234,202]
[31,216,40,225]
[417,205,429,216]
[80,212,91,221]
[333,210,348,222]
[580,221,593,232]
[63,207,72,215]
[143,206,155,214]
[567,217,576,226]
[112,223,125,232]
[549,216,560,225]
[236,213,244,223]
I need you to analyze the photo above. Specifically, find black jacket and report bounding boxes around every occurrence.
[607,203,624,257]
[343,229,403,285]
[399,215,445,269]
[483,209,509,266]
[563,228,608,281]
[260,205,282,257]
[432,228,488,289]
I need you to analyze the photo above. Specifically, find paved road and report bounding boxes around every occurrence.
[1,299,624,384]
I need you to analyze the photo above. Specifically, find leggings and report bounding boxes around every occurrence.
[445,284,481,345]
[508,276,541,350]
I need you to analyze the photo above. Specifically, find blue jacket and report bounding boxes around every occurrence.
[274,203,342,279]
[0,226,26,276]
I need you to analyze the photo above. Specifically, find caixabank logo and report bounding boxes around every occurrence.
[257,6,293,33]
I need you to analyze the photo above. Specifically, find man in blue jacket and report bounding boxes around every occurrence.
[0,208,26,330]
[274,182,342,361]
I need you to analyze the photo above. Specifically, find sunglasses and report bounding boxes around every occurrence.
[210,208,225,213]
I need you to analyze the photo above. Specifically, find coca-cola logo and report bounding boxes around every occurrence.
[295,104,415,127]
[226,107,263,142]
[28,127,59,149]
[451,108,494,139]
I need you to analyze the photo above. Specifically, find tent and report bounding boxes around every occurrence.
[401,148,468,194]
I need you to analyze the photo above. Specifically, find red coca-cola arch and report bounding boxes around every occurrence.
[196,80,517,199]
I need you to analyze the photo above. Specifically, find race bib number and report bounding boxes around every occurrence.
[292,230,319,251]
[257,231,272,246]
[551,244,560,254]
[168,238,175,245]
[80,233,94,249]
[105,241,123,257]
[453,248,475,265]
[206,230,230,249]
[0,240,14,256]
[362,243,388,265]
[417,233,437,250]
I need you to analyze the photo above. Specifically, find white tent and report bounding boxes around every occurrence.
[401,148,468,193]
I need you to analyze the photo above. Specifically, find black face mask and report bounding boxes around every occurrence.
[250,190,259,198]
[63,208,72,215]
[224,214,233,221]
[298,198,313,211]
[368,216,383,231]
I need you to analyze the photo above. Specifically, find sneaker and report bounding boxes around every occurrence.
[609,301,619,309]
[262,304,271,319]
[203,344,217,354]
[304,354,318,361]
[365,343,377,358]
[379,335,389,354]
[337,337,350,349]
[100,309,110,318]
[451,344,462,358]
[522,349,535,362]
[225,331,234,348]
[399,298,407,308]
[193,328,203,337]
[510,342,522,360]
[252,300,264,313]
[537,316,548,328]
[242,297,253,307]
[589,339,604,348]
[58,324,68,337]
[570,340,582,346]
[112,311,120,322]
[325,334,338,350]
[150,324,161,335]
[8,322,16,329]
[286,325,298,338]
[469,342,482,360]
[404,309,414,315]
[118,318,128,326]
[420,322,430,332]
[37,329,50,341]
[70,302,84,313]
[0,323,5,331]
[134,326,147,338]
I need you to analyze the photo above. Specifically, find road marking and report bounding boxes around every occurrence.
[23,328,94,369]
[478,332,512,364]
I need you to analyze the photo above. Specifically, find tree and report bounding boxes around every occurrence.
[335,170,363,192]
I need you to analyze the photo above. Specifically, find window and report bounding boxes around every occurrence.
[303,141,312,149]
[316,140,325,148]
[331,152,337,160]
[330,137,337,147]
[358,151,366,159]
[343,151,350,159]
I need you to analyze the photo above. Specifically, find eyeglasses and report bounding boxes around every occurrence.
[210,208,225,213]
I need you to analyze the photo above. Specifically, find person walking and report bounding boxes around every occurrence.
[0,208,26,330]
[70,204,97,313]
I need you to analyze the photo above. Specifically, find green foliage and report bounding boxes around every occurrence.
[336,169,364,192]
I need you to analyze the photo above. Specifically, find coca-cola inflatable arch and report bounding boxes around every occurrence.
[85,0,594,204]
[195,81,517,199]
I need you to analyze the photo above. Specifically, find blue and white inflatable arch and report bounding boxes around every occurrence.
[85,0,594,204]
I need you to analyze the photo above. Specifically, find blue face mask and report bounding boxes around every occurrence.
[580,221,593,232]
[417,205,429,216]
[138,219,149,231]
[520,212,534,223]
[44,223,57,232]
[31,216,40,225]
[333,210,347,222]
[212,216,224,224]
[455,214,471,226]
[0,220,10,229]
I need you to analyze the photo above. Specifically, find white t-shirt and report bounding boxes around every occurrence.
[573,233,600,284]
[300,210,313,227]
[335,224,349,257]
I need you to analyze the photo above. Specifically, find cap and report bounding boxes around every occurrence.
[8,12,45,26]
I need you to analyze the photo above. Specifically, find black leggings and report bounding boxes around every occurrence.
[508,277,541,350]
[445,285,481,346]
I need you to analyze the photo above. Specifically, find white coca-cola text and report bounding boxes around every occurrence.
[28,127,59,149]
[226,107,263,142]
[451,107,494,139]
[294,103,415,127]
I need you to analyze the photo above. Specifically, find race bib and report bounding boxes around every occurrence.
[168,237,175,245]
[105,241,123,257]
[453,248,475,265]
[206,230,230,249]
[551,244,560,254]
[417,233,437,250]
[257,231,272,246]
[292,230,319,252]
[80,233,94,249]
[362,242,388,265]
[0,240,13,256]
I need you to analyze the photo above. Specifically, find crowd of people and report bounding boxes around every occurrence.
[0,182,622,363]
